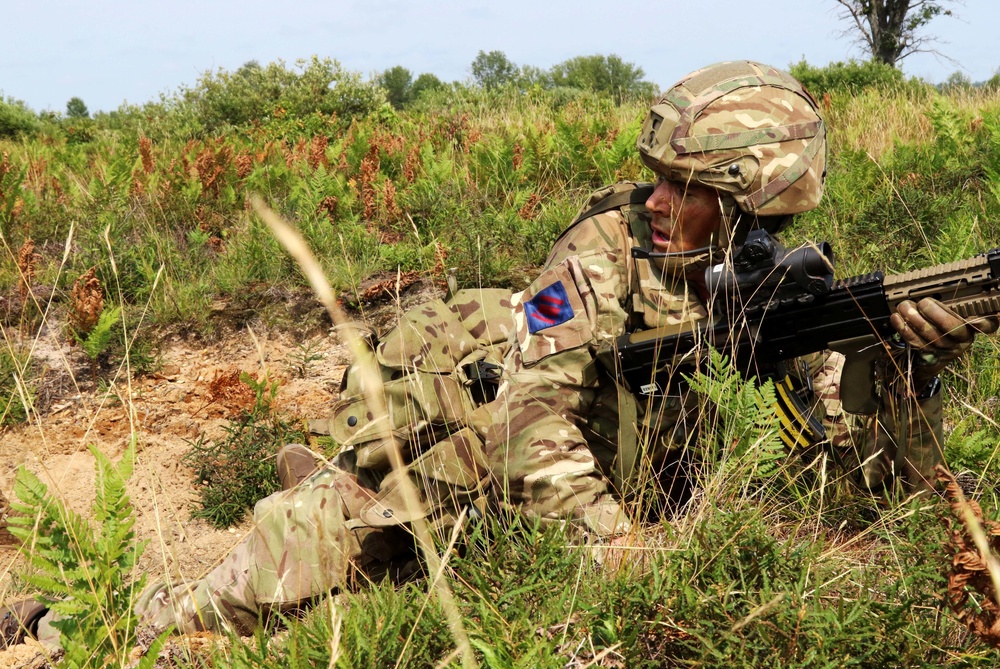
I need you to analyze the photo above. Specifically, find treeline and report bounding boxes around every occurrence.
[0,51,656,140]
[7,53,997,142]
[378,50,657,108]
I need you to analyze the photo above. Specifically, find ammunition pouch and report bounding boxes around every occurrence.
[326,289,513,527]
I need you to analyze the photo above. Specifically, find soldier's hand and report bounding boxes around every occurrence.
[889,297,999,385]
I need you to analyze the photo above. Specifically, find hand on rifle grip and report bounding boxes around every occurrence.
[890,297,998,385]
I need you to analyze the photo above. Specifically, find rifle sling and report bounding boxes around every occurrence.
[614,378,641,494]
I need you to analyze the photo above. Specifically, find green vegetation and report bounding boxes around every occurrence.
[7,440,169,668]
[183,373,304,528]
[65,97,89,120]
[0,344,32,426]
[3,56,1000,665]
[0,95,40,138]
[789,58,911,96]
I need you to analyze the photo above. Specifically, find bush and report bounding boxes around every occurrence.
[179,56,387,131]
[789,58,910,96]
[0,96,39,138]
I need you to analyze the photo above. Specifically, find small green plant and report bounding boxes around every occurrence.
[686,349,785,481]
[6,439,169,667]
[74,305,121,363]
[286,339,324,378]
[183,374,304,528]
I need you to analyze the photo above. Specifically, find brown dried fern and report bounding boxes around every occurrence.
[207,368,255,414]
[938,464,1000,646]
[16,238,40,304]
[138,136,155,175]
[69,267,104,340]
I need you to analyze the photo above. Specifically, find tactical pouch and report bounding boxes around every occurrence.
[327,290,513,471]
[329,372,476,469]
[358,426,491,530]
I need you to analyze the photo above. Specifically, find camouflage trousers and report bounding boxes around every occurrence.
[133,450,414,636]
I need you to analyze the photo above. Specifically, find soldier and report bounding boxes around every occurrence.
[2,60,994,648]
[479,59,998,540]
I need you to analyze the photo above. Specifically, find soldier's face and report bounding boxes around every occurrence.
[645,176,722,254]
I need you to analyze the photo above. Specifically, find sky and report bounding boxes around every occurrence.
[1,0,996,114]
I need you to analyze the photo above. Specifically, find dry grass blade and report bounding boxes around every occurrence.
[250,195,479,669]
[937,464,1000,646]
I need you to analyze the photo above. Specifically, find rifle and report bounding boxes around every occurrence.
[598,230,1000,444]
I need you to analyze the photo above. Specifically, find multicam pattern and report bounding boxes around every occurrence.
[637,60,827,217]
[125,189,942,639]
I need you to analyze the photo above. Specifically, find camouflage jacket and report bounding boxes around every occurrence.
[481,183,943,538]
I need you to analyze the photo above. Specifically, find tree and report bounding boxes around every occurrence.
[518,65,553,90]
[66,97,89,119]
[411,73,446,99]
[550,54,656,102]
[376,65,413,109]
[471,50,518,90]
[940,70,972,92]
[833,0,960,67]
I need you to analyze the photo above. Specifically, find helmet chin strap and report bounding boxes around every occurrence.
[714,193,740,251]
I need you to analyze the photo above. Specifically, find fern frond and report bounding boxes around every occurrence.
[78,306,122,361]
[11,439,146,664]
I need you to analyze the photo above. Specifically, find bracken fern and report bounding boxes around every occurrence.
[7,439,155,667]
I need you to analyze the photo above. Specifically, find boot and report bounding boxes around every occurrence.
[0,599,48,648]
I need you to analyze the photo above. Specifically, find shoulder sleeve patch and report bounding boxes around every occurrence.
[525,281,574,334]
[515,261,593,365]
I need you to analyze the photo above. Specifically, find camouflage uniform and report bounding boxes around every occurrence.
[482,190,943,539]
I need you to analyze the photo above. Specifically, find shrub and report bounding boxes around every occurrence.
[789,58,909,96]
[0,96,39,138]
[183,374,303,528]
[179,56,387,131]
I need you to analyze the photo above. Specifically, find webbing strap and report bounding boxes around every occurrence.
[671,120,823,154]
[614,378,641,492]
[569,185,654,229]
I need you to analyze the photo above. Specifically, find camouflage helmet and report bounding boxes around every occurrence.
[637,61,826,219]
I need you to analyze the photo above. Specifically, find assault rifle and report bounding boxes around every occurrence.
[599,230,1000,438]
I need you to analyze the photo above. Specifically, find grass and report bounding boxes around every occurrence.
[2,75,1000,667]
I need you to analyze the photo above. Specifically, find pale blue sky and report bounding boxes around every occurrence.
[1,0,995,114]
